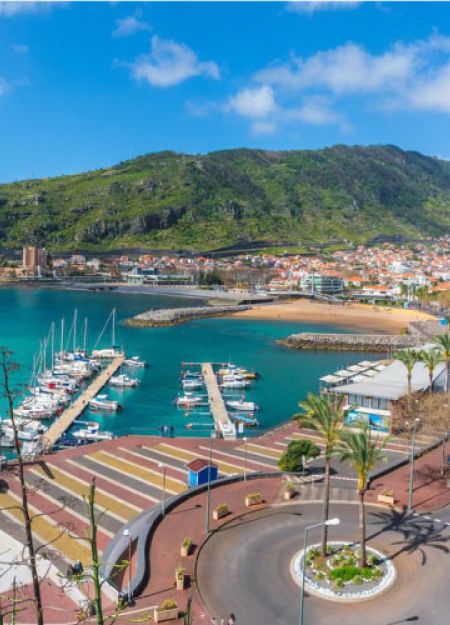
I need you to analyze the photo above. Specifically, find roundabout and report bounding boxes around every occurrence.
[196,502,450,625]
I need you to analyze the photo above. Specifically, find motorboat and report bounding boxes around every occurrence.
[92,348,122,359]
[109,374,139,388]
[221,380,250,389]
[124,356,147,368]
[72,423,114,442]
[89,395,120,412]
[220,374,246,382]
[182,379,204,391]
[176,394,205,407]
[226,400,259,412]
[230,414,259,427]
[1,419,48,441]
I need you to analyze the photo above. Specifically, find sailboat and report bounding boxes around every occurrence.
[92,308,123,358]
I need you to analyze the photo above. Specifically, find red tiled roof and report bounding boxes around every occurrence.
[186,458,216,473]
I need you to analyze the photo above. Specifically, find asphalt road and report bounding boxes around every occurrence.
[197,503,450,625]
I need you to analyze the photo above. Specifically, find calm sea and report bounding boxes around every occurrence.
[0,286,367,441]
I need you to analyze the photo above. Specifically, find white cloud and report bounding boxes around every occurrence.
[256,42,418,94]
[251,120,277,135]
[0,1,63,17]
[288,96,340,125]
[112,11,150,38]
[130,35,220,87]
[227,85,276,119]
[409,62,450,114]
[12,43,29,54]
[287,1,361,15]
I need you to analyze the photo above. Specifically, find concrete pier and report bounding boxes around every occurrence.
[201,363,235,439]
[42,354,125,450]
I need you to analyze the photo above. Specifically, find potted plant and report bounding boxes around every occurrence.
[154,598,178,623]
[180,537,192,557]
[213,503,229,520]
[245,492,262,507]
[175,565,185,591]
[377,489,395,505]
[283,482,296,500]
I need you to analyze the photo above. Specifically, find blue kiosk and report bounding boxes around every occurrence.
[186,458,218,488]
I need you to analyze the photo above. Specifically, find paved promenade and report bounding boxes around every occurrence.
[0,421,447,623]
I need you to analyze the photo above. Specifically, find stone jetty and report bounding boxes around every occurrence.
[124,305,252,327]
[281,333,421,352]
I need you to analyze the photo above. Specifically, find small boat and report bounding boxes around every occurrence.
[89,395,120,412]
[124,356,147,368]
[72,423,114,442]
[221,380,250,389]
[91,348,122,359]
[230,414,259,427]
[226,400,259,412]
[182,379,204,391]
[109,374,139,388]
[176,394,205,407]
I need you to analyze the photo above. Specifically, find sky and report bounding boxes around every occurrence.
[2,1,450,182]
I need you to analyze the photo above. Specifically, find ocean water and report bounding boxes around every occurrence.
[0,286,368,441]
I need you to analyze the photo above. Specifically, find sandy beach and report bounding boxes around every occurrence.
[231,299,436,334]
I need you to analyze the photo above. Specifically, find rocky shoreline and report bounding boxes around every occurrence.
[123,304,252,327]
[280,333,421,352]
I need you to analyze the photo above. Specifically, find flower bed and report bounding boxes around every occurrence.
[291,542,396,602]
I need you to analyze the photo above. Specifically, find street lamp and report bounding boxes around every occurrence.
[205,433,214,535]
[299,518,340,625]
[159,463,166,517]
[243,437,248,482]
[406,417,420,512]
[122,528,134,606]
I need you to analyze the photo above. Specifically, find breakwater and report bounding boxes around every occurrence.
[281,333,421,352]
[124,304,252,327]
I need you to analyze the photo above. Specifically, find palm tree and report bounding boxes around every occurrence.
[395,348,420,413]
[338,424,389,567]
[419,348,444,394]
[297,393,345,555]
[433,334,450,392]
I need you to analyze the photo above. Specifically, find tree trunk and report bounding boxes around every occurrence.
[1,353,44,625]
[429,370,433,394]
[358,489,367,568]
[407,373,412,415]
[88,479,104,625]
[321,456,331,556]
[446,360,449,394]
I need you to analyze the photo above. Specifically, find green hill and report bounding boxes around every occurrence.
[1,145,450,251]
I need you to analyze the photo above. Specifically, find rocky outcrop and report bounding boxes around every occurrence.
[124,305,252,327]
[281,333,421,352]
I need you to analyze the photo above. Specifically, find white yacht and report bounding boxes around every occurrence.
[89,395,120,412]
[226,400,259,412]
[109,374,139,388]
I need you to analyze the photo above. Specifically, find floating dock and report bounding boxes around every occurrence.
[42,354,125,450]
[201,363,235,439]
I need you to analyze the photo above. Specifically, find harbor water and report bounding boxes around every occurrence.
[0,287,369,444]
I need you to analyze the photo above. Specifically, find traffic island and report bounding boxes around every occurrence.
[291,542,397,602]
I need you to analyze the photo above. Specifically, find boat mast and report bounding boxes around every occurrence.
[73,308,78,353]
[60,317,64,357]
[51,322,55,371]
[83,318,88,353]
[112,308,116,348]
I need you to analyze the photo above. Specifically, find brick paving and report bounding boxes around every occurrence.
[0,423,444,623]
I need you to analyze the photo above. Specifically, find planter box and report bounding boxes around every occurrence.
[284,488,295,500]
[213,507,228,520]
[378,493,395,505]
[154,607,178,623]
[245,494,262,507]
[180,544,190,557]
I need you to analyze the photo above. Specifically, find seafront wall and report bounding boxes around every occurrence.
[124,304,252,327]
[281,333,421,352]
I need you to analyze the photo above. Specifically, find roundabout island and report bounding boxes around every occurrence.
[196,502,450,625]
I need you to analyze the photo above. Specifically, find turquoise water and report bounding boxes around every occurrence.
[0,287,367,440]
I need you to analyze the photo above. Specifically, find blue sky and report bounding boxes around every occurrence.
[2,1,450,182]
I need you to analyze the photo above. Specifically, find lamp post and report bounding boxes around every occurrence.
[122,528,134,606]
[243,437,248,482]
[205,433,214,535]
[159,463,166,517]
[406,417,420,512]
[299,518,340,625]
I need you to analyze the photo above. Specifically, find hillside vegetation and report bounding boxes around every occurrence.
[1,145,450,251]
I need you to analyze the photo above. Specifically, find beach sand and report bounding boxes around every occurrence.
[231,299,436,334]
